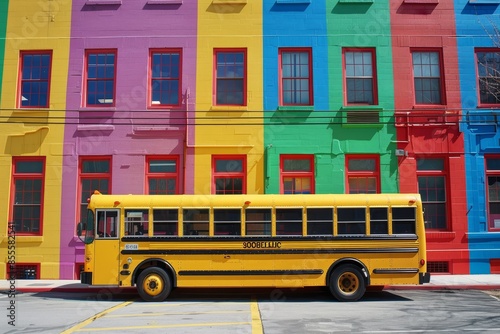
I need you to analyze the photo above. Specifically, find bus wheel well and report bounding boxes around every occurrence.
[326,258,370,287]
[132,259,176,288]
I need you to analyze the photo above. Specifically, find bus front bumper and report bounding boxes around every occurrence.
[420,272,431,284]
[81,272,92,285]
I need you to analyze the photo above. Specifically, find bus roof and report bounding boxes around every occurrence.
[88,193,421,209]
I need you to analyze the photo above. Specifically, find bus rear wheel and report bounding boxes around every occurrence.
[329,264,366,302]
[137,267,172,302]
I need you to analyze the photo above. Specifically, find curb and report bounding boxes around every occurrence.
[384,285,500,291]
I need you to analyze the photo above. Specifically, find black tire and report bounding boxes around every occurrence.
[137,267,172,302]
[329,264,366,302]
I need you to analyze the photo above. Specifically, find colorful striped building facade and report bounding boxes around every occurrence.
[0,0,499,279]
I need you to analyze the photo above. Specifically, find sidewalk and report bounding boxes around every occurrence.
[1,275,500,294]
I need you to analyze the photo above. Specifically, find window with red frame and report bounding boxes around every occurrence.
[18,51,52,108]
[215,49,246,106]
[280,155,315,194]
[344,48,377,105]
[412,50,444,105]
[84,50,116,107]
[11,158,45,235]
[212,156,246,194]
[476,49,500,105]
[279,48,313,106]
[486,157,500,230]
[146,156,179,194]
[149,49,181,107]
[345,156,379,194]
[417,158,447,230]
[78,157,111,226]
[6,263,39,279]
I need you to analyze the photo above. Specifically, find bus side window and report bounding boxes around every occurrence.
[153,209,178,236]
[392,207,416,234]
[125,210,149,236]
[276,208,303,236]
[214,209,241,236]
[245,208,271,236]
[337,208,366,235]
[370,207,388,235]
[183,209,209,236]
[306,208,333,235]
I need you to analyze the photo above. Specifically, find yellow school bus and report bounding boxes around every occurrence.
[78,192,430,302]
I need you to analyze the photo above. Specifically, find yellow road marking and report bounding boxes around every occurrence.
[106,310,248,317]
[251,297,264,334]
[73,321,250,332]
[61,301,133,334]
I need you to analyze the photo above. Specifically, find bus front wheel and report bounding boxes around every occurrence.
[137,267,172,302]
[329,264,366,302]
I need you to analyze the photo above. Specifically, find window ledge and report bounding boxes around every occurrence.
[277,106,315,112]
[147,0,183,4]
[85,0,122,5]
[210,106,248,111]
[212,0,247,4]
[276,0,311,3]
[404,0,439,3]
[133,126,181,133]
[76,124,115,132]
[468,0,500,4]
[338,0,374,3]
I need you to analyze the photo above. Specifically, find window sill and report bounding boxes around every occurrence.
[147,0,183,4]
[468,0,500,4]
[276,0,311,3]
[277,106,314,112]
[212,0,247,4]
[85,0,122,5]
[14,108,50,112]
[338,0,374,3]
[404,0,439,3]
[210,105,248,111]
[76,124,115,132]
[79,107,117,112]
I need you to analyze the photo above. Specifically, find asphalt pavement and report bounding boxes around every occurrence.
[1,274,500,293]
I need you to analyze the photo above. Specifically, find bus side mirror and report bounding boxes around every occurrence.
[77,222,83,237]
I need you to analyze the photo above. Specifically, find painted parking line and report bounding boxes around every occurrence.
[61,301,133,334]
[62,297,264,333]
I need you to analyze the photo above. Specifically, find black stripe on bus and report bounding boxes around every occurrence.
[121,248,418,255]
[373,268,419,274]
[121,235,418,242]
[178,269,323,276]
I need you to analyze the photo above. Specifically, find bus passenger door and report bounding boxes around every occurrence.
[93,209,120,285]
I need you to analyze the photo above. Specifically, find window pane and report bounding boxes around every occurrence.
[153,209,178,235]
[15,161,43,173]
[283,158,311,172]
[82,160,110,173]
[246,208,272,236]
[337,208,365,235]
[149,159,177,173]
[370,207,388,234]
[417,158,444,171]
[214,209,241,236]
[307,208,333,235]
[348,159,375,171]
[487,158,500,171]
[276,208,302,235]
[215,159,243,173]
[393,207,417,233]
[183,209,209,236]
